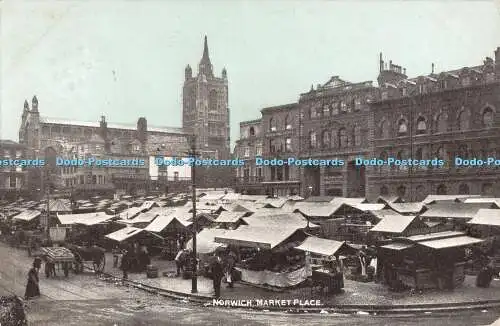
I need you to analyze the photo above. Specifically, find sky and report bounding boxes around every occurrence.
[2,0,500,149]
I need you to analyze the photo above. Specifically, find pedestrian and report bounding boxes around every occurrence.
[112,245,121,268]
[24,257,41,300]
[120,246,132,280]
[225,250,237,288]
[175,249,186,277]
[211,253,224,298]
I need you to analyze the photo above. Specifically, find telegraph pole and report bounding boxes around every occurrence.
[189,135,198,294]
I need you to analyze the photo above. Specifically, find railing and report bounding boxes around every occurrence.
[233,176,264,185]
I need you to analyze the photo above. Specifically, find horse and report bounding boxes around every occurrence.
[65,244,106,274]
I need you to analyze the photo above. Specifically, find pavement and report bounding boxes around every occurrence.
[103,253,500,313]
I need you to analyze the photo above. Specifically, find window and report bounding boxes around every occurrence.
[331,102,339,115]
[354,98,361,111]
[436,184,447,195]
[397,119,408,135]
[416,117,427,134]
[269,139,277,153]
[379,151,389,172]
[338,128,348,148]
[323,104,330,116]
[483,108,494,128]
[309,131,317,148]
[92,175,97,184]
[340,101,347,113]
[256,167,262,179]
[402,87,408,96]
[174,172,179,181]
[285,138,292,152]
[458,110,470,130]
[310,107,317,119]
[397,185,406,197]
[381,120,390,138]
[271,167,276,181]
[436,113,448,133]
[458,184,470,195]
[269,118,276,131]
[397,150,407,170]
[285,115,292,130]
[416,185,426,202]
[9,176,16,188]
[249,127,255,136]
[80,175,84,184]
[436,147,447,161]
[209,90,218,111]
[486,72,495,82]
[415,147,424,160]
[256,143,262,156]
[458,145,468,159]
[462,76,471,86]
[284,165,290,180]
[276,166,283,181]
[380,186,389,196]
[353,126,361,146]
[482,183,493,196]
[243,147,250,158]
[321,131,330,148]
[98,175,103,184]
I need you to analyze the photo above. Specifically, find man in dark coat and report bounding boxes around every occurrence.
[25,258,41,300]
[211,254,224,298]
[120,247,133,280]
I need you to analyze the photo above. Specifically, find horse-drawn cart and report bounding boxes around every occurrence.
[66,244,106,274]
[40,247,75,277]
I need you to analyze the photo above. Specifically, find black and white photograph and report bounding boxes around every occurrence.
[1,1,500,325]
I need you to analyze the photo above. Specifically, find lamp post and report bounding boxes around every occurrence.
[188,135,198,294]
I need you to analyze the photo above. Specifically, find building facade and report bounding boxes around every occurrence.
[234,119,263,194]
[368,49,500,201]
[0,140,30,200]
[233,46,500,200]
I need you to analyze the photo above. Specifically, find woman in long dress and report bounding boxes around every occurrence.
[24,258,41,300]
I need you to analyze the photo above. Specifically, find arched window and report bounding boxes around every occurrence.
[436,184,447,195]
[340,101,347,112]
[397,150,407,170]
[483,107,494,128]
[209,90,218,111]
[380,186,389,196]
[482,183,493,196]
[397,185,406,198]
[416,185,426,201]
[458,110,470,130]
[415,147,424,161]
[331,102,339,115]
[309,131,317,148]
[249,127,255,136]
[436,113,448,133]
[338,128,348,148]
[269,118,276,131]
[353,126,361,146]
[436,146,447,161]
[321,131,330,148]
[285,115,292,130]
[416,116,427,134]
[380,120,390,139]
[323,103,330,116]
[458,184,470,195]
[397,119,408,135]
[458,144,468,159]
[310,107,316,119]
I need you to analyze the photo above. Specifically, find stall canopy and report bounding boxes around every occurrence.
[144,211,192,233]
[295,237,350,256]
[422,195,481,205]
[377,195,403,204]
[419,236,483,249]
[467,209,500,227]
[216,211,247,224]
[185,228,229,254]
[385,202,426,214]
[57,212,114,226]
[256,198,290,209]
[118,207,143,220]
[420,202,495,220]
[215,226,303,250]
[464,198,500,207]
[12,210,41,221]
[139,201,158,211]
[105,226,145,242]
[119,209,164,225]
[329,197,367,206]
[243,212,318,229]
[293,204,340,219]
[369,215,423,234]
[354,203,387,212]
[48,199,72,212]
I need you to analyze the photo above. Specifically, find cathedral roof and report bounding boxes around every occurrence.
[39,116,186,135]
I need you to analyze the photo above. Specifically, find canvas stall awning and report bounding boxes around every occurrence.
[216,211,247,224]
[423,195,481,205]
[294,237,347,256]
[464,198,500,207]
[380,242,414,251]
[386,202,425,214]
[118,207,143,220]
[419,236,483,249]
[370,215,418,234]
[467,209,500,227]
[144,211,192,233]
[105,226,144,242]
[355,203,387,211]
[186,228,228,254]
[13,210,41,221]
[420,202,494,220]
[243,212,318,229]
[214,226,301,250]
[57,212,114,226]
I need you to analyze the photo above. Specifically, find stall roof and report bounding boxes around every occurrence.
[48,199,72,212]
[404,231,465,242]
[420,203,495,220]
[221,193,241,201]
[139,201,158,211]
[377,196,403,204]
[144,211,192,233]
[294,204,340,218]
[57,212,114,226]
[468,209,500,227]
[464,198,500,207]
[216,211,247,223]
[295,237,347,256]
[243,212,317,229]
[369,215,419,234]
[386,202,425,214]
[355,203,387,211]
[369,210,405,220]
[256,198,289,208]
[118,207,143,220]
[237,195,269,202]
[419,236,483,249]
[423,195,481,205]
[303,196,335,203]
[287,195,304,201]
[105,226,144,242]
[329,197,367,206]
[120,209,167,225]
[214,225,302,250]
[380,243,414,251]
[12,210,41,221]
[186,228,229,254]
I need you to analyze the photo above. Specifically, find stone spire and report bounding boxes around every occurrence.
[198,35,213,77]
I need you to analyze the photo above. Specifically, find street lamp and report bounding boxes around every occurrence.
[188,135,198,294]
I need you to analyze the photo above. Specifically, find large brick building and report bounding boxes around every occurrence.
[234,46,500,200]
[0,140,30,200]
[233,119,263,194]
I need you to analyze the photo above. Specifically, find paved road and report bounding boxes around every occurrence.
[0,243,499,326]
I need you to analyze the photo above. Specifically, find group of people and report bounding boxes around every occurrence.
[209,250,237,298]
[119,243,151,279]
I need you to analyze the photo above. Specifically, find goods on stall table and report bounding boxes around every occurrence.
[40,247,75,278]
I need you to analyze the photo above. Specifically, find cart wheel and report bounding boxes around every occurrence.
[63,263,69,277]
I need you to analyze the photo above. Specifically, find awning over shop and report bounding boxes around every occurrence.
[380,243,414,251]
[243,212,318,229]
[57,212,114,226]
[467,209,500,227]
[214,226,302,250]
[12,210,41,221]
[294,237,348,256]
[105,226,144,242]
[419,236,483,249]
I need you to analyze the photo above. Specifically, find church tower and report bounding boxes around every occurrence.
[182,36,230,160]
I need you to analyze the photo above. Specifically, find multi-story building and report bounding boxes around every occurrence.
[260,103,301,196]
[298,76,378,197]
[234,119,263,194]
[368,49,500,201]
[0,140,30,200]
